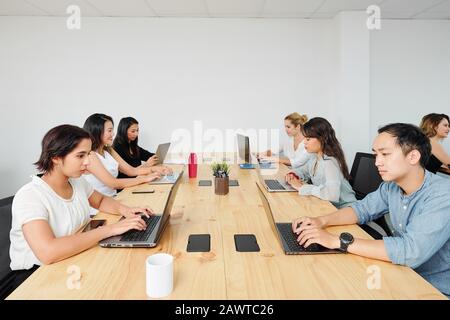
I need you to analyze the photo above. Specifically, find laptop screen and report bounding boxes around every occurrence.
[256,182,281,238]
[237,134,250,163]
[155,143,171,165]
[154,171,182,240]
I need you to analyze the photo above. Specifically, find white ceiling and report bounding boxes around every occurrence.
[0,0,449,19]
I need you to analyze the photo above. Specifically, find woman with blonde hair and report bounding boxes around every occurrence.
[259,112,313,168]
[420,113,450,173]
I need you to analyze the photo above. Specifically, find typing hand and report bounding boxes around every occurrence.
[106,215,147,237]
[121,206,154,219]
[296,226,340,250]
[145,173,161,183]
[146,155,159,167]
[161,166,173,175]
[291,216,325,233]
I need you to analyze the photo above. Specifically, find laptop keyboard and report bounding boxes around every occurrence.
[120,215,161,242]
[277,223,323,252]
[264,179,285,190]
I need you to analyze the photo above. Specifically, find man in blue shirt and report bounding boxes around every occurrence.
[292,123,450,298]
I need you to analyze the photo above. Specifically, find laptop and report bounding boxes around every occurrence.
[236,134,275,169]
[256,182,341,255]
[149,171,183,185]
[99,173,182,248]
[155,142,171,165]
[256,165,297,192]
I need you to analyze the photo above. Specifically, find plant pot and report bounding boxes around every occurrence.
[214,177,229,195]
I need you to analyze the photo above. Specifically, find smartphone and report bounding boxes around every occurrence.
[132,190,155,194]
[234,234,260,252]
[187,234,211,252]
[82,219,106,232]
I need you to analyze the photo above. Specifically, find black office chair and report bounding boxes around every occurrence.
[350,153,393,239]
[0,196,13,281]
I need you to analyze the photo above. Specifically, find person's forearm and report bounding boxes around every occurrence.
[347,238,391,262]
[135,166,154,176]
[112,176,147,189]
[98,196,128,216]
[321,207,359,227]
[40,227,111,264]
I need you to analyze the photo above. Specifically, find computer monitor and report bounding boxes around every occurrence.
[237,134,250,164]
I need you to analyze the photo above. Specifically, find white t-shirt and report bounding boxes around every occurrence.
[280,137,313,168]
[83,151,118,198]
[10,176,94,270]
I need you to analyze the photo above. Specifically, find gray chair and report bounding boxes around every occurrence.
[349,153,393,239]
[0,196,13,281]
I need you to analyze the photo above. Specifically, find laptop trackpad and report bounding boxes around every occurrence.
[234,234,260,252]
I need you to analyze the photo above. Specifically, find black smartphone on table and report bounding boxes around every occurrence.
[82,219,106,232]
[187,234,211,252]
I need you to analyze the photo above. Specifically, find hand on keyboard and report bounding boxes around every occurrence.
[145,173,162,183]
[292,217,325,234]
[106,215,147,238]
[294,221,340,251]
[121,206,154,219]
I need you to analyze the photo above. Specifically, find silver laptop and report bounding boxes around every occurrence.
[256,182,341,255]
[256,165,297,192]
[155,142,171,165]
[99,173,182,248]
[149,171,182,185]
[236,134,276,168]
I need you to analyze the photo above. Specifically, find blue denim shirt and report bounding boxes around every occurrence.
[351,170,450,298]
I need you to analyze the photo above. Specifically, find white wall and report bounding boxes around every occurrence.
[0,17,336,198]
[370,19,450,151]
[333,11,371,166]
[0,15,449,198]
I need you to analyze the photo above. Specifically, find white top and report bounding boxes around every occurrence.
[10,176,94,270]
[279,137,313,168]
[83,151,118,198]
[293,155,356,209]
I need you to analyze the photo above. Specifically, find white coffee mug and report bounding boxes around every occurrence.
[146,253,174,298]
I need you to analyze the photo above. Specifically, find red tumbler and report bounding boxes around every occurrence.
[188,153,197,178]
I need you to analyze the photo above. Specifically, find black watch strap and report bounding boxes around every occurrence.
[339,232,354,252]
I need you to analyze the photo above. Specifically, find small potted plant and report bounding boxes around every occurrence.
[211,162,230,195]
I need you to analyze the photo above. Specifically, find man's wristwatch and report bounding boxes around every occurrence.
[339,232,354,253]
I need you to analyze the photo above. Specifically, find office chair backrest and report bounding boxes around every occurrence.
[350,153,383,200]
[0,196,13,280]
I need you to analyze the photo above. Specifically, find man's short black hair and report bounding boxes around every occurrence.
[378,123,431,168]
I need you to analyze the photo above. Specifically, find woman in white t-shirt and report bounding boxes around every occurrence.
[82,114,171,200]
[9,125,153,277]
[258,112,313,168]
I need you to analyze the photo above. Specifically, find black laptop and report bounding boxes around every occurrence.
[256,182,341,255]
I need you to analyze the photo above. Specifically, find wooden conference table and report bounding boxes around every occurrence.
[7,155,446,300]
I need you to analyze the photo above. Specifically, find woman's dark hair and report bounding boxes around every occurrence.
[378,123,431,168]
[113,117,140,158]
[420,113,449,138]
[302,117,351,180]
[34,125,91,174]
[83,113,114,152]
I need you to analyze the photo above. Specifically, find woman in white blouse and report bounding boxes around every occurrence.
[285,117,356,209]
[259,112,313,168]
[8,125,153,296]
[82,113,171,198]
